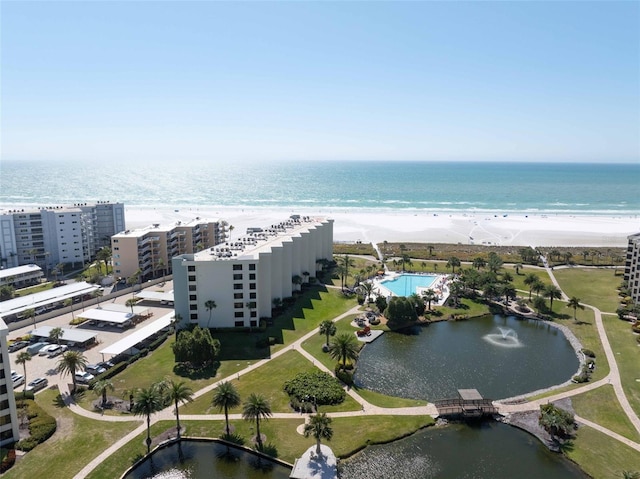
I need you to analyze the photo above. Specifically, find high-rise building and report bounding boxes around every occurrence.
[623,232,640,305]
[0,319,20,447]
[0,202,125,272]
[111,218,227,281]
[172,216,333,329]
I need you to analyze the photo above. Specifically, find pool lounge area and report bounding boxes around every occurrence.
[375,273,451,305]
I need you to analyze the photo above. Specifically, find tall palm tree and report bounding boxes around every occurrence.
[356,282,374,303]
[446,257,461,274]
[171,313,182,340]
[125,298,138,314]
[328,333,359,371]
[303,413,333,456]
[523,273,538,301]
[318,320,337,347]
[15,352,32,393]
[422,289,438,310]
[49,326,64,345]
[163,379,194,438]
[56,350,88,393]
[132,384,165,454]
[567,297,584,322]
[205,299,217,328]
[472,257,486,270]
[336,255,355,290]
[212,381,241,436]
[93,289,103,308]
[25,308,36,328]
[242,393,272,448]
[544,284,563,311]
[532,279,545,298]
[93,379,115,408]
[63,298,75,320]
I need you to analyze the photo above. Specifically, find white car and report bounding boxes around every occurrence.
[47,345,68,357]
[25,377,48,393]
[75,371,95,384]
[38,344,58,356]
[11,373,25,388]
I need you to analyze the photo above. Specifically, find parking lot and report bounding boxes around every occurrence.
[7,281,176,392]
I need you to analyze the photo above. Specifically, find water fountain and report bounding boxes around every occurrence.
[483,327,522,348]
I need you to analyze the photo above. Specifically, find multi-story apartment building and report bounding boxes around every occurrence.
[0,202,125,272]
[172,216,333,329]
[0,319,20,447]
[111,218,227,281]
[623,232,640,305]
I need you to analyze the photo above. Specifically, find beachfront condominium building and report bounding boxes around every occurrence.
[0,319,20,447]
[0,202,125,273]
[172,216,333,329]
[112,218,228,281]
[624,232,640,305]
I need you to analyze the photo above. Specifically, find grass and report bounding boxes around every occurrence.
[571,385,640,443]
[435,297,491,320]
[508,266,553,293]
[602,314,640,417]
[14,282,55,297]
[329,256,382,288]
[300,314,362,371]
[180,350,361,415]
[352,387,427,408]
[553,267,623,313]
[87,415,435,478]
[4,389,138,479]
[566,423,640,478]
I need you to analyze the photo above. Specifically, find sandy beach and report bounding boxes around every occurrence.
[124,206,640,248]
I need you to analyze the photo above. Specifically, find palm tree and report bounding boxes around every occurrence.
[15,351,32,393]
[125,298,138,314]
[356,282,374,303]
[329,333,359,371]
[242,393,272,448]
[514,263,523,275]
[171,313,182,341]
[212,381,241,436]
[205,299,217,328]
[56,350,88,393]
[472,257,486,270]
[64,298,75,320]
[132,384,165,454]
[446,257,461,274]
[544,284,563,311]
[532,279,545,298]
[567,296,584,322]
[93,379,115,408]
[422,289,438,310]
[501,271,513,283]
[523,273,538,301]
[49,326,64,345]
[96,247,112,275]
[303,413,333,456]
[401,253,411,272]
[318,320,337,347]
[163,379,194,438]
[336,255,355,290]
[25,308,36,328]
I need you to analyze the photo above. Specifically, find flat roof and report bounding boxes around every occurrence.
[135,291,174,302]
[458,389,483,401]
[0,264,43,279]
[100,303,150,316]
[99,313,173,357]
[0,282,99,317]
[112,218,221,238]
[78,308,133,324]
[31,326,97,344]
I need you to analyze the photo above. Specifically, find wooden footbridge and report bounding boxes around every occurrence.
[434,389,498,419]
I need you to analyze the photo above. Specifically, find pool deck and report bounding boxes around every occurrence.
[373,272,452,306]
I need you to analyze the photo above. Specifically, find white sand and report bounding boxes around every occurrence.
[124,206,640,248]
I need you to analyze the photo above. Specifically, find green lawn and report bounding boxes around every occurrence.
[602,314,640,417]
[566,423,640,478]
[352,387,427,408]
[4,389,139,479]
[329,256,381,288]
[300,314,362,371]
[571,385,640,443]
[180,350,360,415]
[14,282,55,297]
[508,266,552,294]
[553,267,623,313]
[435,297,491,320]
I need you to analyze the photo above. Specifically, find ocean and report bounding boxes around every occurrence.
[1,159,638,216]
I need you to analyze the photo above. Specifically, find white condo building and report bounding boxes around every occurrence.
[172,216,333,329]
[624,232,640,305]
[0,319,19,447]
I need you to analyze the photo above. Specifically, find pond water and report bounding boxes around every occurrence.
[339,421,588,479]
[123,440,292,479]
[354,314,580,400]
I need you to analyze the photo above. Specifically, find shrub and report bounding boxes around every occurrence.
[16,400,57,451]
[335,368,354,386]
[631,323,640,334]
[0,449,16,473]
[582,349,596,358]
[283,371,346,405]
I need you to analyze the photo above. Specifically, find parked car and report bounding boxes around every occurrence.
[25,377,48,393]
[97,361,114,370]
[38,344,59,356]
[47,345,68,357]
[11,373,25,388]
[85,364,106,375]
[26,342,49,355]
[8,340,29,353]
[75,371,95,384]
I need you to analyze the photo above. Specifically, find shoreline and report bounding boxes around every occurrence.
[122,206,639,248]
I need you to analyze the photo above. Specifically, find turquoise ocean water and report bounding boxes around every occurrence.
[1,160,638,215]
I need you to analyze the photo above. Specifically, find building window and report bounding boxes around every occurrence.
[0,385,6,396]
[234,312,244,318]
[250,320,257,327]
[250,311,257,318]
[249,283,256,290]
[0,430,14,442]
[190,313,198,320]
[188,265,196,272]
[189,285,197,291]
[249,273,256,280]
[233,264,242,271]
[235,320,244,327]
[234,302,243,308]
[189,304,197,310]
[233,274,243,280]
[188,275,196,282]
[189,294,197,301]
[233,283,242,290]
[233,293,243,299]
[250,292,257,299]
[0,413,12,426]
[249,264,256,271]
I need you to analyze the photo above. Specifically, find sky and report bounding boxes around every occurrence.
[1,1,639,164]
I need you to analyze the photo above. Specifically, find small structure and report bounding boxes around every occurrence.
[134,290,174,305]
[290,444,338,479]
[99,313,173,360]
[30,325,98,348]
[434,389,497,419]
[77,308,134,328]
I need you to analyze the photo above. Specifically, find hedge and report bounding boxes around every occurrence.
[16,400,57,451]
[283,371,346,405]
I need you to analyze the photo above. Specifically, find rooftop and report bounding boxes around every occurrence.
[112,217,222,238]
[0,264,43,279]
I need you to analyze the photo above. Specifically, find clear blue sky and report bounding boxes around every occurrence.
[1,1,638,163]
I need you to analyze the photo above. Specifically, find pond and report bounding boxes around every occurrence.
[123,440,292,479]
[339,421,588,478]
[354,314,580,400]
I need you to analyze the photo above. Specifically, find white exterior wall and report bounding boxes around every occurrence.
[270,246,284,301]
[281,239,293,297]
[0,216,18,269]
[258,252,272,318]
[625,233,640,304]
[0,320,19,446]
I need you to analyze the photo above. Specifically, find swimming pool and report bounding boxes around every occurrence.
[379,273,439,297]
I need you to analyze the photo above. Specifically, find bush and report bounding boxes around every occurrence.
[582,349,596,358]
[631,323,640,334]
[0,449,16,473]
[335,368,354,386]
[16,400,57,452]
[283,371,346,406]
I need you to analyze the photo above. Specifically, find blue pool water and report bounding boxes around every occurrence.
[380,274,438,297]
